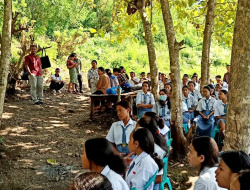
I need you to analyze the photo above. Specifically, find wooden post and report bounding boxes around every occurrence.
[117,85,121,102]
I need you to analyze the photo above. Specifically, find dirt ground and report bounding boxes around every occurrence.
[0,82,198,190]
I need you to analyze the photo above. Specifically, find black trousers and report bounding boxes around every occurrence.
[75,74,82,91]
[93,90,104,106]
[50,81,64,91]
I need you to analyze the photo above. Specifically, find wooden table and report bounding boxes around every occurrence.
[90,91,140,120]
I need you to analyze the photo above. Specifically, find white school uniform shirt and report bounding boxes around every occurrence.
[159,80,164,90]
[196,97,217,112]
[182,93,198,109]
[129,77,140,87]
[182,101,189,112]
[51,74,62,81]
[126,151,158,190]
[154,144,166,175]
[194,166,226,190]
[106,119,136,145]
[153,101,171,121]
[190,89,202,102]
[214,100,227,117]
[136,91,155,106]
[101,165,129,190]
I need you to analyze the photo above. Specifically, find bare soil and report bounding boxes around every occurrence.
[0,84,198,190]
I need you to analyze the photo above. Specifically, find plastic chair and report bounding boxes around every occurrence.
[212,126,220,138]
[183,123,188,134]
[159,156,172,190]
[130,169,159,190]
[212,126,223,148]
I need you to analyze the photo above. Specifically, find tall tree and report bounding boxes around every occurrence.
[160,0,186,157]
[135,0,159,98]
[223,0,250,153]
[200,0,216,89]
[0,0,12,126]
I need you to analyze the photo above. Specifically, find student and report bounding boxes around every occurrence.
[194,86,217,137]
[191,75,199,91]
[146,73,151,81]
[67,54,78,93]
[143,112,170,141]
[187,136,223,190]
[70,172,113,190]
[188,81,202,102]
[136,81,155,118]
[81,138,129,190]
[137,116,168,189]
[153,89,171,128]
[230,170,250,190]
[182,74,189,88]
[214,89,228,139]
[126,127,163,190]
[214,83,222,99]
[182,85,198,122]
[129,72,140,87]
[207,84,216,98]
[106,101,136,155]
[164,83,172,98]
[215,151,250,189]
[139,72,147,83]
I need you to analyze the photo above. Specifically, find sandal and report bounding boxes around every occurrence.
[68,90,72,93]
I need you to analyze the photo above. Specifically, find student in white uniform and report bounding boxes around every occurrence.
[126,128,163,190]
[129,72,140,87]
[182,85,198,122]
[136,81,155,118]
[214,89,228,139]
[194,86,217,137]
[214,83,222,99]
[187,136,224,190]
[215,151,250,189]
[153,89,171,128]
[106,101,136,155]
[81,138,129,190]
[144,112,170,141]
[137,116,168,190]
[164,83,172,98]
[188,81,202,102]
[70,172,113,190]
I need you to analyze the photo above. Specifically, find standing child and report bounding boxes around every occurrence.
[214,89,228,139]
[81,138,129,190]
[67,54,78,93]
[106,101,136,155]
[182,85,198,123]
[136,81,155,118]
[194,86,217,137]
[126,127,163,190]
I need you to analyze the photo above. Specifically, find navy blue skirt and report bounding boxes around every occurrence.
[194,110,214,137]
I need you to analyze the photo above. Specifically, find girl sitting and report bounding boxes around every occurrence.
[194,86,217,137]
[187,136,223,190]
[214,89,228,139]
[106,101,136,155]
[126,127,163,190]
[81,138,129,190]
[137,116,168,189]
[164,83,172,98]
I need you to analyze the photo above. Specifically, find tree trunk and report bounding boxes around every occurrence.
[136,0,159,99]
[160,0,186,157]
[0,0,12,126]
[200,0,216,90]
[223,0,250,153]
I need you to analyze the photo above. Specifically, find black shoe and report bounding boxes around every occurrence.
[80,90,83,93]
[38,102,44,105]
[34,102,40,105]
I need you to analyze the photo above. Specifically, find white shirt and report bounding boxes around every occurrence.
[136,91,155,106]
[196,97,217,112]
[129,77,140,87]
[159,80,164,90]
[190,89,202,102]
[153,101,171,121]
[51,74,62,82]
[182,101,188,112]
[194,167,226,190]
[106,119,136,145]
[126,151,158,190]
[182,93,198,109]
[154,144,166,175]
[101,165,129,190]
[214,100,227,117]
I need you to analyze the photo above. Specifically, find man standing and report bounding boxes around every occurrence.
[87,60,99,94]
[73,53,83,93]
[25,45,43,105]
[223,65,230,84]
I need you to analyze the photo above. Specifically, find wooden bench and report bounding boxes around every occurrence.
[90,91,140,120]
